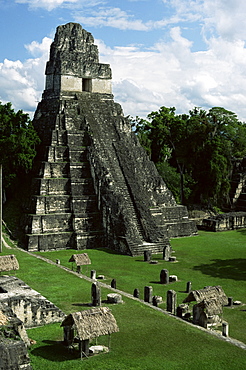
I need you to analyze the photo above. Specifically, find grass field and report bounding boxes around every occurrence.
[2,229,246,369]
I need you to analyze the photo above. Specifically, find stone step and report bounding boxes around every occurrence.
[67,132,89,146]
[70,179,95,195]
[47,146,69,162]
[27,231,74,251]
[129,242,166,256]
[69,149,87,162]
[32,194,71,214]
[71,197,98,213]
[30,194,98,215]
[70,163,91,178]
[64,116,87,131]
[55,114,66,130]
[164,221,197,238]
[51,129,67,145]
[40,162,70,179]
[32,178,71,196]
[73,213,103,232]
[75,231,105,250]
[27,213,73,234]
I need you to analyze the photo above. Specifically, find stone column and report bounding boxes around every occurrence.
[186,281,192,293]
[144,286,153,303]
[91,282,101,306]
[133,288,140,298]
[144,250,152,262]
[166,290,177,314]
[152,296,161,307]
[91,270,96,280]
[163,245,171,261]
[228,297,233,307]
[222,322,229,337]
[111,279,116,289]
[177,304,189,318]
[160,269,169,284]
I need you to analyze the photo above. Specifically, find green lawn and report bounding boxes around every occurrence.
[2,229,246,369]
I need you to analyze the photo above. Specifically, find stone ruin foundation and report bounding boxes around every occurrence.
[0,275,65,369]
[201,211,246,231]
[182,286,228,329]
[22,22,197,256]
[0,303,32,370]
[0,275,65,328]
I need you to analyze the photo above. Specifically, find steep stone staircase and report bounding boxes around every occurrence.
[70,94,170,256]
[229,172,246,211]
[26,98,105,251]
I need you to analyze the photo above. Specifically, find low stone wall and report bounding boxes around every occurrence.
[201,212,246,231]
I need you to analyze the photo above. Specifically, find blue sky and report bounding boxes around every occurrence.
[1,0,246,121]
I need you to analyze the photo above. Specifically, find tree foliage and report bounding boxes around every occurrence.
[0,101,40,191]
[135,106,246,208]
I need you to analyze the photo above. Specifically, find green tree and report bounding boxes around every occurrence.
[135,106,246,208]
[0,101,40,193]
[135,107,197,204]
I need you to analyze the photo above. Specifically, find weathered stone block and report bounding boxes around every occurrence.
[107,293,122,304]
[144,286,153,303]
[160,269,169,284]
[169,275,178,282]
[167,290,177,314]
[0,340,32,370]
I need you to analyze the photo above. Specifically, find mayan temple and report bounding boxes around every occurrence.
[24,22,197,256]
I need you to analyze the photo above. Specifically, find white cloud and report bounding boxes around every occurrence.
[74,7,149,30]
[97,26,246,120]
[15,0,246,41]
[25,37,52,57]
[15,0,79,11]
[73,2,201,32]
[2,26,246,122]
[163,0,246,42]
[0,37,51,116]
[15,0,106,11]
[200,0,246,41]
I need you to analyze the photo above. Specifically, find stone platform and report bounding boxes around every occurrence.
[0,275,65,328]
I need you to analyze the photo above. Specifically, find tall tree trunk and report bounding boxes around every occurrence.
[177,162,185,204]
[0,164,2,253]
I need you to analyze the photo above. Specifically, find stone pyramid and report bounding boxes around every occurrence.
[24,23,197,256]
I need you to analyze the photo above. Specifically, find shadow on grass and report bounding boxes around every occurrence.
[72,303,91,307]
[193,258,246,280]
[30,340,80,362]
[135,258,164,263]
[90,247,122,255]
[236,229,246,236]
[149,281,170,285]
